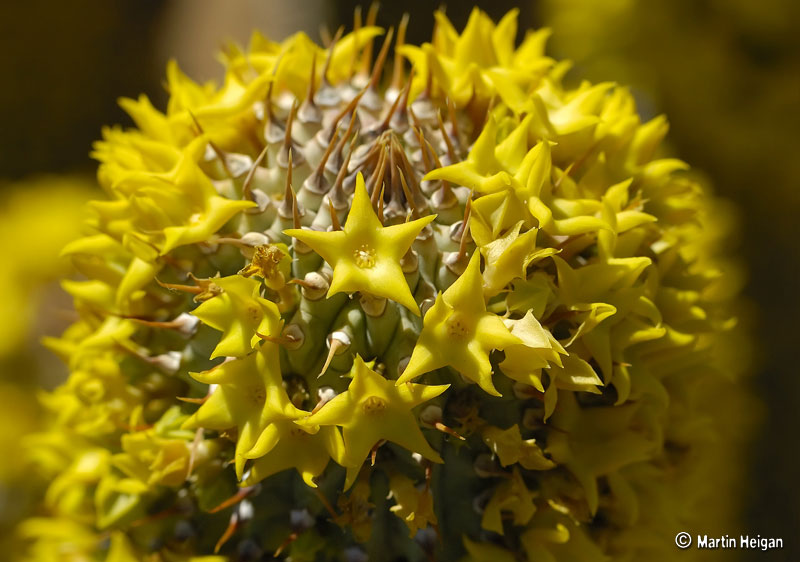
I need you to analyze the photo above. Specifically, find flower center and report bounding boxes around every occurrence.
[246,304,261,324]
[245,244,283,281]
[353,244,377,268]
[446,313,472,339]
[251,386,266,405]
[362,395,387,414]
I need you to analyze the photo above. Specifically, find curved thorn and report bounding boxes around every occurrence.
[318,337,346,378]
[407,104,423,130]
[368,144,388,203]
[447,97,461,150]
[264,51,286,119]
[316,128,339,175]
[376,73,405,132]
[208,487,256,514]
[329,199,341,230]
[437,109,457,163]
[312,487,338,518]
[390,66,414,128]
[434,421,466,441]
[278,148,294,218]
[288,278,318,290]
[319,24,333,47]
[292,188,302,229]
[321,26,344,87]
[377,183,385,224]
[329,144,353,207]
[396,165,419,219]
[283,99,298,152]
[359,2,381,77]
[187,427,204,478]
[255,331,299,347]
[349,6,363,78]
[177,396,208,405]
[390,13,410,92]
[307,51,318,99]
[457,193,473,261]
[243,143,269,200]
[328,107,358,172]
[367,26,395,92]
[155,278,204,295]
[414,126,433,173]
[422,135,443,169]
[188,110,232,177]
[274,533,299,558]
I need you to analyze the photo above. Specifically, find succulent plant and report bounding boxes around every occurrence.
[16,7,746,562]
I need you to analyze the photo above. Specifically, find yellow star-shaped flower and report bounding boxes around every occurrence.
[499,311,566,390]
[112,407,197,490]
[469,190,529,247]
[116,137,257,255]
[399,9,552,111]
[423,116,513,194]
[191,275,282,359]
[546,392,659,516]
[396,253,521,396]
[425,116,548,201]
[387,473,437,537]
[285,173,435,314]
[243,419,344,488]
[480,220,557,296]
[481,424,556,471]
[301,356,448,489]
[182,342,298,479]
[481,467,537,534]
[553,254,652,305]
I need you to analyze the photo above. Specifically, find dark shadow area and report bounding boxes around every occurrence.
[0,1,166,178]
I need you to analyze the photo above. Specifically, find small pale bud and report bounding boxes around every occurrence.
[327,331,351,351]
[420,404,443,426]
[290,508,315,531]
[283,324,305,350]
[237,499,254,520]
[152,351,182,374]
[397,356,411,377]
[246,188,272,214]
[317,386,337,402]
[359,293,387,317]
[173,313,200,337]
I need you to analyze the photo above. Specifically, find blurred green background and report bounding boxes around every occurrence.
[0,1,797,560]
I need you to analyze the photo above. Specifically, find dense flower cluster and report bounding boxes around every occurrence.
[17,8,744,561]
